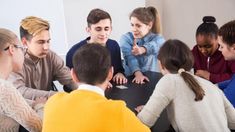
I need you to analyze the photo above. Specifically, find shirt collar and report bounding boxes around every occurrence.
[134,32,155,44]
[143,32,155,42]
[78,84,105,96]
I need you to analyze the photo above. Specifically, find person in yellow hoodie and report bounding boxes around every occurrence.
[42,44,150,132]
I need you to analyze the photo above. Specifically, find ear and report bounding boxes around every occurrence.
[158,60,167,75]
[86,27,91,34]
[71,68,80,83]
[232,43,235,50]
[21,37,28,47]
[107,67,114,81]
[148,21,153,28]
[8,45,15,55]
[158,60,163,69]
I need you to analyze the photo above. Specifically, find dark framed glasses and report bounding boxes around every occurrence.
[4,44,28,55]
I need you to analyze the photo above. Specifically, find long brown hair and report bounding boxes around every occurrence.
[130,6,161,34]
[158,39,205,101]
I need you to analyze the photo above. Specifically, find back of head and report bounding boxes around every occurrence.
[157,39,194,73]
[218,20,235,47]
[130,6,161,34]
[196,16,218,38]
[0,28,17,51]
[72,44,111,85]
[20,16,50,41]
[158,39,205,101]
[87,8,112,27]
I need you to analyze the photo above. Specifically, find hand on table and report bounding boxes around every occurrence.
[195,70,210,80]
[135,105,145,113]
[132,71,150,84]
[32,97,47,108]
[113,72,128,84]
[107,82,113,89]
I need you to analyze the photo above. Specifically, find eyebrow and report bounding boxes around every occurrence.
[37,38,51,42]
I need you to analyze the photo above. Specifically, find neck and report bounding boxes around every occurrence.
[0,59,12,79]
[95,79,111,91]
[96,83,107,91]
[211,44,219,55]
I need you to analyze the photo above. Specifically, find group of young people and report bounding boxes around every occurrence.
[0,5,235,132]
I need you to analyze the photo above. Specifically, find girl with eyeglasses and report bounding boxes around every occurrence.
[0,28,45,132]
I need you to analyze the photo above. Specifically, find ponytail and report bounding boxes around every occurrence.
[158,39,205,102]
[147,6,161,34]
[178,68,205,101]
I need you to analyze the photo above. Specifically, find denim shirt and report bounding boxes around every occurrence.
[120,32,165,76]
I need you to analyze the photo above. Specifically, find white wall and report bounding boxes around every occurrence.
[147,0,235,48]
[0,0,68,56]
[63,0,145,49]
[3,0,233,55]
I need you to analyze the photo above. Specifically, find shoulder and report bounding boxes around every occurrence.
[228,75,235,85]
[67,39,87,55]
[151,33,164,40]
[227,59,235,65]
[106,39,119,47]
[157,73,190,90]
[107,99,126,106]
[120,32,133,41]
[106,39,121,51]
[192,45,199,53]
[46,50,63,61]
[193,74,220,91]
[45,92,68,107]
[120,32,134,47]
[0,79,22,98]
[102,99,128,112]
[160,73,179,81]
[107,39,118,44]
[144,33,165,44]
[0,79,15,90]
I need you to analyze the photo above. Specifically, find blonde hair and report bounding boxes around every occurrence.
[20,16,50,40]
[0,28,18,50]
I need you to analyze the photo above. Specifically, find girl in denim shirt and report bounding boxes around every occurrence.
[120,6,165,84]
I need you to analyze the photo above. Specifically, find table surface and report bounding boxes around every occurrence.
[105,71,172,132]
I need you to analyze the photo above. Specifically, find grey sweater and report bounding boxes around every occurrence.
[138,73,235,132]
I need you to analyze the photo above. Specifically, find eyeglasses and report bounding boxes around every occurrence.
[4,44,28,55]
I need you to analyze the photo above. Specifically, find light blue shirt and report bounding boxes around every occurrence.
[120,32,165,76]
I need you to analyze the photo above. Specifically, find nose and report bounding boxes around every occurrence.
[43,43,50,50]
[218,45,222,51]
[200,47,206,52]
[131,26,137,32]
[100,31,105,36]
[200,48,208,55]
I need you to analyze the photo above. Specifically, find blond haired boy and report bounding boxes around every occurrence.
[9,16,77,99]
